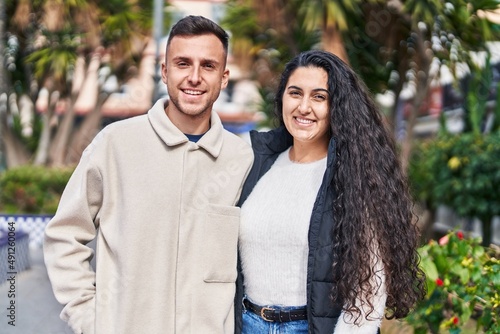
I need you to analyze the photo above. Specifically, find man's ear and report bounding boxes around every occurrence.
[221,68,230,89]
[161,62,168,84]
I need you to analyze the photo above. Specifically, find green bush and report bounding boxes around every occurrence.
[409,131,500,246]
[407,231,500,333]
[0,165,74,214]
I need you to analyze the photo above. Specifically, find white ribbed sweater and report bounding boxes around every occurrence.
[239,147,387,333]
[239,148,326,306]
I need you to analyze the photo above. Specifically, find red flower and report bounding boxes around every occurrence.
[457,231,464,240]
[436,278,444,286]
[452,316,459,325]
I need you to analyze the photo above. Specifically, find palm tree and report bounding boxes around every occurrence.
[222,0,319,73]
[297,0,363,63]
[0,0,40,168]
[55,0,154,166]
[221,0,321,123]
[2,0,158,167]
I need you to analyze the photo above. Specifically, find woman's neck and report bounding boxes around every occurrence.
[289,141,328,163]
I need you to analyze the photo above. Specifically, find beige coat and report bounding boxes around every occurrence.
[44,99,254,334]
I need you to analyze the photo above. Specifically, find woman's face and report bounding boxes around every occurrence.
[282,66,330,148]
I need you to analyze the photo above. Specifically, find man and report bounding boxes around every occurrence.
[44,15,253,334]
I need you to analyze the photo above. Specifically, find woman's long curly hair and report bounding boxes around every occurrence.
[274,50,426,321]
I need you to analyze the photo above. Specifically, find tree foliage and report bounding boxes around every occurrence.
[222,0,500,123]
[1,0,166,168]
[409,58,500,246]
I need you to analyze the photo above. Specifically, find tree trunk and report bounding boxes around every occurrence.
[322,24,349,64]
[400,29,433,172]
[0,116,31,168]
[252,0,299,56]
[50,52,100,167]
[66,93,108,165]
[0,5,31,168]
[48,96,76,167]
[389,57,410,135]
[34,90,58,166]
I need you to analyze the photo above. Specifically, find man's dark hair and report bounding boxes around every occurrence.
[166,15,229,56]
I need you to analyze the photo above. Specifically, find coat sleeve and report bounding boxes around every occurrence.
[333,249,387,334]
[43,140,104,334]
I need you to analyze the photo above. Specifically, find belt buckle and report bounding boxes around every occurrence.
[260,306,275,322]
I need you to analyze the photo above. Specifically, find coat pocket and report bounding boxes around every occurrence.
[202,204,240,283]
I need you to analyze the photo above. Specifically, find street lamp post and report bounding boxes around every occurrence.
[152,0,164,104]
[0,0,7,171]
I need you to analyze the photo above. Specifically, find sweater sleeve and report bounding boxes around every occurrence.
[333,251,387,334]
[43,141,104,334]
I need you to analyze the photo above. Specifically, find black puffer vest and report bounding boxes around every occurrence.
[234,126,342,334]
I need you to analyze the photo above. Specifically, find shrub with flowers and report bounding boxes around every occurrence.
[406,231,500,333]
[408,131,500,246]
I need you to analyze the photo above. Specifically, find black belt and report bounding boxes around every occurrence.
[243,298,307,322]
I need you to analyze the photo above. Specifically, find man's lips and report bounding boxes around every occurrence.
[182,89,203,95]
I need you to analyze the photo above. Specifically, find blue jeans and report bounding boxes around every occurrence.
[242,304,308,334]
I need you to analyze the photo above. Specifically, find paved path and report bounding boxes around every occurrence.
[0,247,72,334]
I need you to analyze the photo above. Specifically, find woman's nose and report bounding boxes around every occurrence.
[298,99,311,114]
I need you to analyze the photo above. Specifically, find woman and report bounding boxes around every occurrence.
[234,50,426,333]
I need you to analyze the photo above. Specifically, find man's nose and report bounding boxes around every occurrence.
[188,66,201,84]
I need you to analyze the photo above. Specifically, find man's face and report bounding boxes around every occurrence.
[162,34,229,123]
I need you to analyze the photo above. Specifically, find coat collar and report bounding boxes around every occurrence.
[148,99,223,158]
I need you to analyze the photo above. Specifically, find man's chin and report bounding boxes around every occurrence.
[181,107,210,119]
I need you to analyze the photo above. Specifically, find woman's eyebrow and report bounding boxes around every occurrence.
[287,85,329,94]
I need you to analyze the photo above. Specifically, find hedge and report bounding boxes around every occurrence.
[0,165,74,214]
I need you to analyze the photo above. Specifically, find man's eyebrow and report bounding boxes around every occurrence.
[172,56,221,65]
[171,56,190,62]
[200,58,221,66]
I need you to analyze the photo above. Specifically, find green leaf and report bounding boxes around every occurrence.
[461,303,472,323]
[451,263,470,284]
[420,256,439,281]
